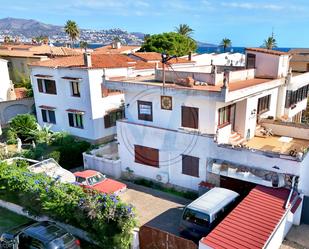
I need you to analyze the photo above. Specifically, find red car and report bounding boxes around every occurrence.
[74,170,126,194]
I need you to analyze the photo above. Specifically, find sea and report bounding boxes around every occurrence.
[55,42,291,54]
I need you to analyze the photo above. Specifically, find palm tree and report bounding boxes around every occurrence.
[175,24,194,37]
[220,38,232,52]
[263,35,277,50]
[80,41,88,50]
[64,20,80,48]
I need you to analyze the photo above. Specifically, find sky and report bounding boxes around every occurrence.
[0,0,309,47]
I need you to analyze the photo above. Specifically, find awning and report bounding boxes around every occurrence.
[61,76,82,81]
[66,108,85,114]
[39,105,56,110]
[34,74,53,78]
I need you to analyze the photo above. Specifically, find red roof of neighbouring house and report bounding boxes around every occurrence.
[246,48,289,56]
[14,87,28,99]
[201,186,292,249]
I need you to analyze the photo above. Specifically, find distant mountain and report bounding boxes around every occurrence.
[0,17,63,37]
[130,32,145,40]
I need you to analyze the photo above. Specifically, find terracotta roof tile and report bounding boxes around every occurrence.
[14,87,28,99]
[246,48,289,56]
[201,186,291,249]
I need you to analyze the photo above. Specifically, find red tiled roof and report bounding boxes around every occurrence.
[14,87,28,99]
[201,186,290,249]
[246,48,289,56]
[30,53,137,69]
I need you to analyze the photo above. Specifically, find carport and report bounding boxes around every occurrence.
[199,186,303,249]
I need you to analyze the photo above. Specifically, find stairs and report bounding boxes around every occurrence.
[229,131,246,146]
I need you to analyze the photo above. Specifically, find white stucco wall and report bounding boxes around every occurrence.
[0,59,11,101]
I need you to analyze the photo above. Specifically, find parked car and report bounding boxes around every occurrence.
[0,221,80,249]
[27,158,76,183]
[179,187,239,242]
[74,170,127,194]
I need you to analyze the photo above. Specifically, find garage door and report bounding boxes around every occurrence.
[301,196,309,224]
[220,175,256,197]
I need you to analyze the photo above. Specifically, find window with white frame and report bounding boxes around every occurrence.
[68,113,84,129]
[41,109,56,124]
[71,81,80,97]
[37,79,57,94]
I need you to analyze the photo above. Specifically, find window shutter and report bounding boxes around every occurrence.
[182,106,199,129]
[41,109,47,122]
[104,114,111,128]
[285,90,292,108]
[37,79,43,92]
[48,110,56,124]
[182,155,199,177]
[68,113,74,127]
[134,145,159,167]
[45,80,57,94]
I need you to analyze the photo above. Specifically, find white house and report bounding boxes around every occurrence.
[188,52,246,67]
[30,52,193,143]
[0,59,12,101]
[105,48,309,229]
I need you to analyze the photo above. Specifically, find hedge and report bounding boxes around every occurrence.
[0,162,136,249]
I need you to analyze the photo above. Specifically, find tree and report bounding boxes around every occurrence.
[79,41,88,50]
[220,38,232,52]
[175,24,194,37]
[8,114,37,142]
[139,32,197,57]
[263,34,277,49]
[64,20,80,48]
[4,36,11,43]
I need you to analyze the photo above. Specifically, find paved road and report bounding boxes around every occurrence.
[119,182,191,235]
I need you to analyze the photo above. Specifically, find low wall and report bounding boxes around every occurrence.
[83,153,122,178]
[261,119,309,140]
[0,97,34,125]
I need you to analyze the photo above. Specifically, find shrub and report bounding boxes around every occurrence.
[8,114,37,142]
[6,129,17,145]
[0,162,136,248]
[48,150,61,163]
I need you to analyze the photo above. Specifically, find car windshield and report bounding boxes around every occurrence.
[87,173,106,185]
[183,208,210,227]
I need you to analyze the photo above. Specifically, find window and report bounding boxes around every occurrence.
[183,208,210,227]
[134,145,159,167]
[71,81,80,97]
[182,155,199,177]
[285,85,309,108]
[181,106,199,129]
[257,95,271,114]
[37,78,57,94]
[138,101,153,121]
[76,176,87,184]
[104,109,125,128]
[218,104,235,127]
[41,109,56,124]
[68,113,84,129]
[246,53,256,69]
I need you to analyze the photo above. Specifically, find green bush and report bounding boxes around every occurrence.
[0,162,136,248]
[8,114,37,142]
[48,150,61,163]
[6,129,17,145]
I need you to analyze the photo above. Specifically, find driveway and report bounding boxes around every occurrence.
[280,224,309,249]
[119,182,191,235]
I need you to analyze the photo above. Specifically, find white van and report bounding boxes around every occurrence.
[179,187,239,241]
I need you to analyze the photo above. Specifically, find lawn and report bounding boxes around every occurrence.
[0,207,31,234]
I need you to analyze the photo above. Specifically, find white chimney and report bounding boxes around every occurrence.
[116,41,121,49]
[83,52,92,67]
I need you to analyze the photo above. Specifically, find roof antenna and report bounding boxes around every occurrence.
[161,52,176,94]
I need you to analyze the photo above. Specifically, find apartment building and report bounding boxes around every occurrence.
[105,48,309,226]
[30,52,193,143]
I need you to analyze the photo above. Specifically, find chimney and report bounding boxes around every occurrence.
[83,52,92,67]
[188,51,192,61]
[116,41,121,49]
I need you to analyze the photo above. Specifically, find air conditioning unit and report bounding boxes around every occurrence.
[156,172,169,184]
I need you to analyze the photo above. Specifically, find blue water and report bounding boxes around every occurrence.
[55,42,291,54]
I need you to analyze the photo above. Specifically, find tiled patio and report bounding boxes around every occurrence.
[246,135,309,155]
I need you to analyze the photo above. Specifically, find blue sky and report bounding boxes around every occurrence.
[1,0,309,47]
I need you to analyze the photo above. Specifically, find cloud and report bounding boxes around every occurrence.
[221,2,284,10]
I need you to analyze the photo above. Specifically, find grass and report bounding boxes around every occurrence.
[133,178,199,200]
[0,207,31,234]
